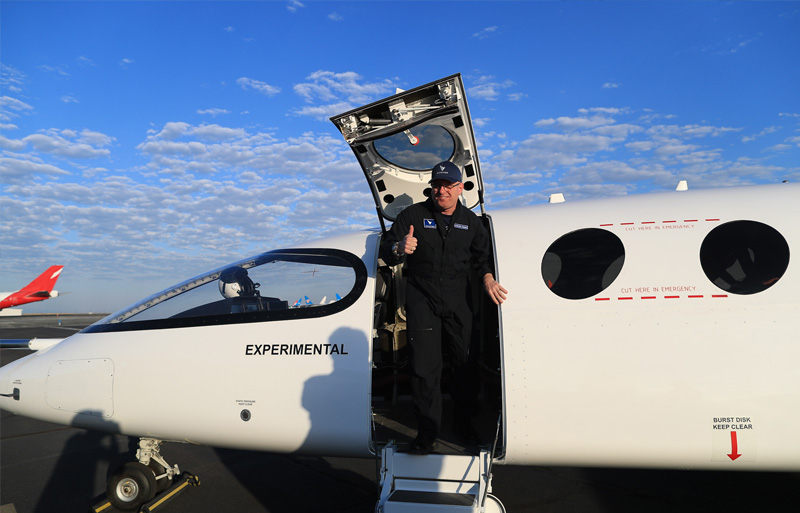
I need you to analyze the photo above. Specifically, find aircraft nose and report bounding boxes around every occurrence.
[0,356,25,407]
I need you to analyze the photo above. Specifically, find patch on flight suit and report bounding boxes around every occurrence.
[424,219,437,228]
[454,223,469,230]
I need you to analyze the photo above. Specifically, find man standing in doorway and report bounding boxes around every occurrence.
[381,161,508,454]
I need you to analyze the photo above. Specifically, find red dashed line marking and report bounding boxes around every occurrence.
[595,295,728,301]
[598,219,722,227]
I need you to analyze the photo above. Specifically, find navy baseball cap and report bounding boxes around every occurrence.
[429,161,462,183]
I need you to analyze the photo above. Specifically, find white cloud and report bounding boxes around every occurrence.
[293,71,395,104]
[190,124,246,142]
[580,107,623,115]
[0,155,71,184]
[292,102,355,121]
[0,135,26,151]
[119,58,135,68]
[603,82,619,89]
[38,65,69,77]
[472,26,499,39]
[9,129,115,159]
[61,95,79,104]
[237,77,281,96]
[506,133,615,171]
[1,64,25,93]
[646,123,740,139]
[78,129,115,147]
[535,115,616,130]
[626,141,655,153]
[291,71,396,120]
[467,76,515,101]
[287,0,305,13]
[742,126,780,142]
[0,96,34,122]
[592,124,643,139]
[765,143,792,152]
[197,108,231,117]
[328,12,343,21]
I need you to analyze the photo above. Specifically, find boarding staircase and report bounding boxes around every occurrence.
[376,444,505,513]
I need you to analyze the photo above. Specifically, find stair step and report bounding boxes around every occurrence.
[378,444,500,513]
[384,489,476,512]
[390,490,475,505]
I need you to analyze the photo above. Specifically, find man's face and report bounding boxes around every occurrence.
[430,180,463,214]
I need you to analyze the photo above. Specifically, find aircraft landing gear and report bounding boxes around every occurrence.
[106,438,181,512]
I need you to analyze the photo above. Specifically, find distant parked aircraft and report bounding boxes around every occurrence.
[0,265,64,311]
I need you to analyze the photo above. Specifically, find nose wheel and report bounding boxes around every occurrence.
[107,461,157,511]
[104,438,182,512]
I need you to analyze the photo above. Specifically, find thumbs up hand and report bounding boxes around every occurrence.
[400,225,417,255]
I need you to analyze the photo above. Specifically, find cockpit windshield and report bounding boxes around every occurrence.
[84,249,367,333]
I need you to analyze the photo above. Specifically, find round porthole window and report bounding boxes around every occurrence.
[700,220,789,295]
[542,228,625,300]
[373,125,454,171]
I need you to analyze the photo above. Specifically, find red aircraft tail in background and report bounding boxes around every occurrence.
[0,266,64,310]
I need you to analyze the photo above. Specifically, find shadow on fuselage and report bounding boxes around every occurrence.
[214,326,377,512]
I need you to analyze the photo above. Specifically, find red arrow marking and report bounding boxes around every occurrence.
[728,431,742,461]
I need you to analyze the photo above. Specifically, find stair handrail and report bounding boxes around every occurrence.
[480,413,502,509]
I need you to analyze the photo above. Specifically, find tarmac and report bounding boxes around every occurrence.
[2,314,799,513]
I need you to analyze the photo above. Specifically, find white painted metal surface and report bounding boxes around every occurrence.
[493,183,800,470]
[0,231,381,458]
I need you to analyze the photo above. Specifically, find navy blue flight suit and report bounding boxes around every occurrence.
[381,198,493,441]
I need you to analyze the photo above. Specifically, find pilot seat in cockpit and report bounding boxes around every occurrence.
[218,266,287,313]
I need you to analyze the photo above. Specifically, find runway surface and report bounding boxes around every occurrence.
[2,315,798,513]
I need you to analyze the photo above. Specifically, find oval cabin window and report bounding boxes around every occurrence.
[542,228,625,300]
[699,220,789,295]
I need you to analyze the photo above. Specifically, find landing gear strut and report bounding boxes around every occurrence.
[106,438,180,512]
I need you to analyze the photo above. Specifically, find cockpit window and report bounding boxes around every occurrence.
[700,220,789,295]
[83,249,367,333]
[542,228,626,300]
[373,125,455,171]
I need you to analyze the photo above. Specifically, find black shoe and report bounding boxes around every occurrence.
[407,436,439,455]
[453,421,481,446]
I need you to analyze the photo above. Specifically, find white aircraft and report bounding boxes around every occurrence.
[1,75,798,513]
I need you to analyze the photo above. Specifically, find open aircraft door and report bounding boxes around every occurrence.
[331,73,487,227]
[330,74,502,426]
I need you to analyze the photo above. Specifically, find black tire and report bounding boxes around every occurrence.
[148,461,171,492]
[107,461,157,512]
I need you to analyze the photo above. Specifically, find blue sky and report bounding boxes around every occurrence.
[1,1,798,313]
